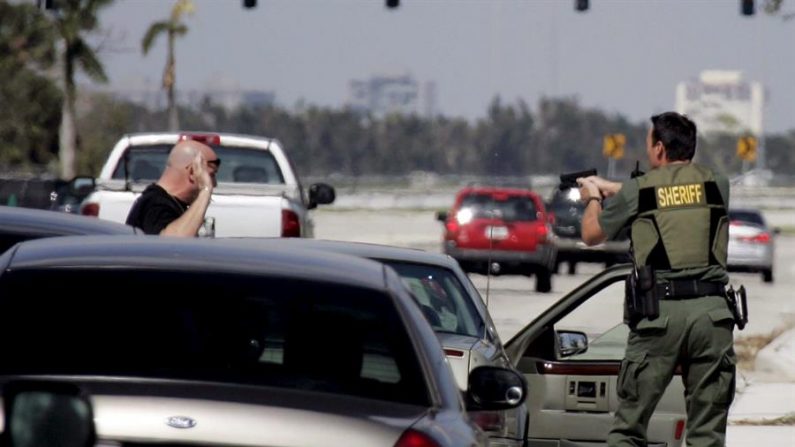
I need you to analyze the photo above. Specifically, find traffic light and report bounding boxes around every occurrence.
[603,134,626,160]
[741,0,755,15]
[737,136,758,161]
[386,0,399,9]
[243,0,256,8]
[575,0,589,12]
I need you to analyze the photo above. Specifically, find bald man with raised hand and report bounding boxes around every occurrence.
[126,140,219,237]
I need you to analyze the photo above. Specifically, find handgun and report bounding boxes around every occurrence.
[559,169,597,191]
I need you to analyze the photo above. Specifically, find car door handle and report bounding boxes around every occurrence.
[536,360,619,375]
[536,360,683,376]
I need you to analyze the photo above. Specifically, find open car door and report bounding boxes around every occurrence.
[505,265,687,447]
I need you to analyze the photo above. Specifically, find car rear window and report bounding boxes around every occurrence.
[0,269,429,407]
[385,262,484,338]
[459,193,538,222]
[728,210,766,227]
[112,144,285,184]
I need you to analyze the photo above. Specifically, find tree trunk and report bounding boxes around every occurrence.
[59,47,77,179]
[166,31,179,131]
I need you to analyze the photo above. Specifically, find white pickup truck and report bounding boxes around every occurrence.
[78,132,335,237]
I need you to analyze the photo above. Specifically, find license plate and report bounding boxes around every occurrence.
[485,226,509,240]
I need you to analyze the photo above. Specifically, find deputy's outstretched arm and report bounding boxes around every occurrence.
[581,200,607,246]
[577,177,612,246]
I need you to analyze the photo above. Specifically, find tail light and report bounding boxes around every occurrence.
[674,419,686,440]
[281,209,300,237]
[394,429,440,447]
[536,223,550,243]
[179,133,221,145]
[739,232,771,244]
[81,202,100,217]
[445,220,459,233]
[471,411,505,432]
[443,348,464,357]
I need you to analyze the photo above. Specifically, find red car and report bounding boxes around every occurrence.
[437,187,557,293]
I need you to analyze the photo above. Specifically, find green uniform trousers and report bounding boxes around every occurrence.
[608,295,736,447]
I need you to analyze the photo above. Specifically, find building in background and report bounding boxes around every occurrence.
[348,73,436,118]
[675,70,766,136]
[676,70,771,183]
[102,76,275,111]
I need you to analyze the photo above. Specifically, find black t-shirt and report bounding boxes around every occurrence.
[125,184,189,235]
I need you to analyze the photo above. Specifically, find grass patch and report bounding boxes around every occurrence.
[731,412,795,426]
[734,326,791,370]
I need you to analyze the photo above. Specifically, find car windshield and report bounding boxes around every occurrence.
[385,262,484,338]
[459,193,538,222]
[0,269,429,407]
[111,144,285,184]
[729,210,766,227]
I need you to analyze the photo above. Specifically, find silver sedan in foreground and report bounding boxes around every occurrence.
[0,236,526,447]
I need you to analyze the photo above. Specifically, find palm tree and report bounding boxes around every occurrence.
[142,0,194,132]
[0,2,60,170]
[52,0,113,180]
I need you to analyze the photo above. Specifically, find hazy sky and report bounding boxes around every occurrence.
[95,0,795,132]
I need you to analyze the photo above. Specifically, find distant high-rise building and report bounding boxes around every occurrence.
[348,73,436,118]
[675,70,765,136]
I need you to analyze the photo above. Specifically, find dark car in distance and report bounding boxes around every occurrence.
[546,187,630,274]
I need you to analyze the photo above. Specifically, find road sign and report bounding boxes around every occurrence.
[602,134,625,160]
[737,136,757,162]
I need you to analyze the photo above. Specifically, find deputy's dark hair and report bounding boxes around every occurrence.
[650,112,697,161]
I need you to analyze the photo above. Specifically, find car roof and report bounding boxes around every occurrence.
[457,186,538,197]
[0,206,137,236]
[124,132,276,145]
[4,235,389,291]
[217,238,459,270]
[728,208,763,215]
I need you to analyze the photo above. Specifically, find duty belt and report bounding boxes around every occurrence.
[656,280,726,300]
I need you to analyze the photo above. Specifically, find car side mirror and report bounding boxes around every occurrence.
[465,366,527,412]
[557,330,588,357]
[3,381,96,447]
[308,183,336,209]
[69,176,96,196]
[436,211,448,222]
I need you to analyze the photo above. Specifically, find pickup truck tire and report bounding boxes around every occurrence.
[567,262,577,275]
[535,268,552,293]
[762,268,774,283]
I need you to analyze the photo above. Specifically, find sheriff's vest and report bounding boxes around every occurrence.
[631,164,728,270]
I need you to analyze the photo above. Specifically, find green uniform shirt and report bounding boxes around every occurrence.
[598,164,731,284]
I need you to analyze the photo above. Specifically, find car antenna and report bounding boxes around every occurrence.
[484,209,496,309]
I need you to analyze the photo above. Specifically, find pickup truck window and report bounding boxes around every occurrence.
[112,144,285,184]
[0,268,429,406]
